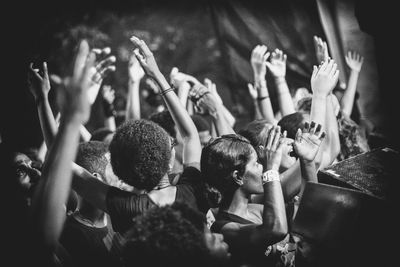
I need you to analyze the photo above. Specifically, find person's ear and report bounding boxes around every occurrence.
[232,170,244,186]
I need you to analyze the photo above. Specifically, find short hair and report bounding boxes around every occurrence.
[109,119,171,191]
[90,127,114,143]
[201,134,254,207]
[278,112,308,139]
[122,202,210,267]
[191,114,211,132]
[149,110,177,138]
[75,141,109,179]
[238,119,273,148]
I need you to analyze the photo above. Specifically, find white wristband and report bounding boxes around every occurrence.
[262,170,280,184]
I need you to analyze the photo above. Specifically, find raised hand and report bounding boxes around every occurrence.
[247,83,258,100]
[128,53,145,82]
[204,78,223,105]
[86,48,116,104]
[313,35,329,64]
[59,40,98,123]
[310,58,339,97]
[250,45,270,80]
[266,49,287,79]
[130,36,161,79]
[258,126,286,171]
[28,62,51,101]
[345,51,364,72]
[293,121,326,162]
[102,85,115,105]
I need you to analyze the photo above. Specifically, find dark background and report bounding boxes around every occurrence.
[1,0,398,152]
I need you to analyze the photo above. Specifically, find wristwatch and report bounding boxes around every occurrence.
[262,170,280,184]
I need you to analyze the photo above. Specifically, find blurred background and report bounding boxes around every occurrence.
[1,0,397,152]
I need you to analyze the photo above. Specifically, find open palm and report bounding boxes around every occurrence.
[293,122,326,162]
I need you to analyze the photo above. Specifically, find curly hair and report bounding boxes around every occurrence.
[76,141,109,179]
[122,202,211,267]
[109,119,171,191]
[200,134,254,208]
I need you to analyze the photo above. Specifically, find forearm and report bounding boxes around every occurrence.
[298,159,317,199]
[262,180,288,237]
[177,83,190,108]
[252,100,263,120]
[37,96,58,147]
[255,80,276,123]
[104,116,116,131]
[320,95,340,167]
[340,70,359,116]
[310,94,327,127]
[31,118,81,247]
[210,104,235,136]
[154,72,198,140]
[275,77,295,116]
[279,161,301,201]
[125,80,141,121]
[220,105,236,128]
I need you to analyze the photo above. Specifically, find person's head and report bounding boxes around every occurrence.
[201,134,263,208]
[11,151,41,193]
[277,112,309,170]
[109,119,172,191]
[149,110,177,139]
[191,114,212,147]
[90,127,115,144]
[122,202,230,267]
[76,141,111,183]
[239,119,295,172]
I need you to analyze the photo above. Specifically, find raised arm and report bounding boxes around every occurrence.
[292,121,326,199]
[28,62,58,147]
[247,83,263,120]
[189,83,235,136]
[341,51,364,117]
[250,45,276,124]
[266,49,296,116]
[130,36,201,165]
[313,35,329,65]
[204,78,236,128]
[30,40,95,249]
[101,85,117,131]
[125,53,145,121]
[310,59,340,169]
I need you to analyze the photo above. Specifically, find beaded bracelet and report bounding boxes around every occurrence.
[159,87,175,96]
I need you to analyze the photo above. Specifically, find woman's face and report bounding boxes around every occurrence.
[242,150,264,194]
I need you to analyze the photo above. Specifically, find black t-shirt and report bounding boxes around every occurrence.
[106,166,208,234]
[60,215,124,267]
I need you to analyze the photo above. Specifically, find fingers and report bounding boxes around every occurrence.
[42,62,49,80]
[73,39,91,79]
[271,126,281,151]
[130,36,153,58]
[295,128,302,143]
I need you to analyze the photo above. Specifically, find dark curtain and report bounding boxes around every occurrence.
[209,0,325,128]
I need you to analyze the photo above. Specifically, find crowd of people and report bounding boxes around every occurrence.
[2,25,393,267]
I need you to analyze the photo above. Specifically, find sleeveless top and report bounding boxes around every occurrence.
[211,210,296,267]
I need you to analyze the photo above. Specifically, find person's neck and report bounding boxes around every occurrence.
[224,189,250,218]
[75,204,106,228]
[153,174,172,190]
